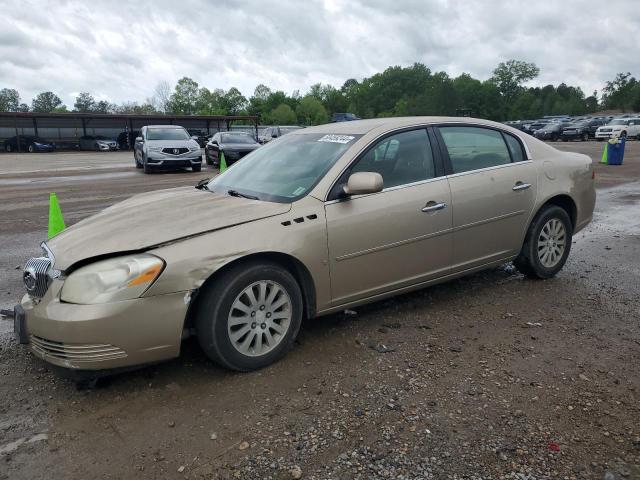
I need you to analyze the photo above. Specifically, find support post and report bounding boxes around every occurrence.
[14,114,21,153]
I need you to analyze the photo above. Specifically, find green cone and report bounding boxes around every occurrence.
[48,193,66,239]
[601,143,608,164]
[219,151,228,173]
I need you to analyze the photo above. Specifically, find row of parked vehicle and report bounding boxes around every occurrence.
[505,114,640,142]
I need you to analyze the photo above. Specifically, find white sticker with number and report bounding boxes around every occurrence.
[317,134,355,144]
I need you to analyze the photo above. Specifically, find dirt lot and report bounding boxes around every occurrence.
[1,142,639,480]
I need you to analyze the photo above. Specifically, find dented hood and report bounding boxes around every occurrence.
[47,186,291,270]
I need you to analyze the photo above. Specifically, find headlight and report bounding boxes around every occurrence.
[189,146,199,152]
[60,254,164,304]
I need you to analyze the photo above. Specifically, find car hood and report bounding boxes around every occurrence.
[47,186,291,270]
[146,139,200,148]
[218,142,260,150]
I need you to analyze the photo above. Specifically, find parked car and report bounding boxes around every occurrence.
[116,130,140,150]
[533,123,563,141]
[595,118,640,140]
[331,112,361,122]
[79,135,118,151]
[3,135,55,153]
[258,126,303,144]
[133,125,202,173]
[187,129,209,148]
[14,117,595,377]
[205,131,261,166]
[561,119,606,141]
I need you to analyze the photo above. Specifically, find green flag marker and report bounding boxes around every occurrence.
[48,193,66,239]
[601,142,608,164]
[219,151,228,173]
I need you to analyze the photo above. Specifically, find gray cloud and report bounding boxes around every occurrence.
[1,0,638,107]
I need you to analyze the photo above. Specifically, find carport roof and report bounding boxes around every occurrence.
[0,112,258,122]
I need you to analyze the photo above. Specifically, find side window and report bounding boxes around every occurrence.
[503,133,526,162]
[439,126,511,174]
[350,129,435,189]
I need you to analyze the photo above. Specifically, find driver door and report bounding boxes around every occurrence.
[325,128,453,306]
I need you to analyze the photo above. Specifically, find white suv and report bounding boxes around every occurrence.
[595,118,640,141]
[134,125,202,173]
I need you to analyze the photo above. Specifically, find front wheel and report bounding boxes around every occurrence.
[582,132,589,141]
[5,143,12,152]
[514,205,573,279]
[195,261,303,371]
[28,144,35,153]
[142,156,153,174]
[192,164,201,172]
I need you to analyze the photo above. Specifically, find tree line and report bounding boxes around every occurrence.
[1,60,638,125]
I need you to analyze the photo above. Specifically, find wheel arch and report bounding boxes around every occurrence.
[531,193,577,231]
[184,251,317,330]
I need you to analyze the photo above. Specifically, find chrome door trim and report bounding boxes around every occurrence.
[334,227,454,262]
[512,182,532,191]
[324,176,446,206]
[445,160,533,180]
[452,210,525,233]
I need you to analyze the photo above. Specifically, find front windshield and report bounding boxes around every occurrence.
[147,128,190,140]
[608,119,628,126]
[207,133,361,203]
[95,136,111,140]
[221,133,255,144]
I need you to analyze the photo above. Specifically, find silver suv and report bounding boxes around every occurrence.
[134,125,202,173]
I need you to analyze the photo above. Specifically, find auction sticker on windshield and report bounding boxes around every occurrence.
[317,134,355,144]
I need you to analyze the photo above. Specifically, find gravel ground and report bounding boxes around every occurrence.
[0,142,639,480]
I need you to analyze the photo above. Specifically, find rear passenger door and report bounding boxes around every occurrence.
[435,125,537,271]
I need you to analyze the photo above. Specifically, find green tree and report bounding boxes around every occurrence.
[490,60,540,101]
[168,77,200,114]
[74,92,96,112]
[93,100,113,114]
[0,88,21,112]
[268,103,297,124]
[296,95,328,125]
[31,91,63,112]
[221,87,247,115]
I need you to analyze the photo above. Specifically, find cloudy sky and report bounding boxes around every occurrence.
[1,0,639,107]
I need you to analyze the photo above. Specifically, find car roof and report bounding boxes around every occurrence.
[146,125,184,129]
[291,116,536,136]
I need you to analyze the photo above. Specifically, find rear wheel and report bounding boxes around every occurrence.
[5,143,12,152]
[195,261,303,371]
[28,144,35,153]
[514,205,573,279]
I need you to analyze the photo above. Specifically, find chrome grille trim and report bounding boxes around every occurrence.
[23,257,52,298]
[30,335,128,362]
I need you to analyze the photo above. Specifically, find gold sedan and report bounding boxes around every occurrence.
[15,117,595,376]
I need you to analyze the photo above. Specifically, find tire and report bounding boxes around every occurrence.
[5,143,12,152]
[514,205,573,279]
[192,164,201,172]
[205,155,213,166]
[28,144,35,153]
[561,137,568,142]
[195,261,303,371]
[582,132,589,141]
[620,131,627,140]
[134,152,142,168]
[142,156,153,174]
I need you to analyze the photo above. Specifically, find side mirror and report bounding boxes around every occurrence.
[135,136,143,143]
[343,172,383,196]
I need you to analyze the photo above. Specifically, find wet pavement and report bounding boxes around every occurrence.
[0,143,639,479]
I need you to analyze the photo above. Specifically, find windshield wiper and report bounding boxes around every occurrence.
[195,178,210,190]
[227,189,259,200]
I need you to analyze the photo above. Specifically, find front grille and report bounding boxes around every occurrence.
[162,147,188,155]
[30,335,127,362]
[600,128,612,133]
[23,257,52,298]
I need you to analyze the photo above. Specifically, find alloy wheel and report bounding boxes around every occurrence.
[227,280,292,357]
[537,218,566,268]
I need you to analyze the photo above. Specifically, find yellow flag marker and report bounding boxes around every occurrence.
[219,151,228,173]
[48,193,66,239]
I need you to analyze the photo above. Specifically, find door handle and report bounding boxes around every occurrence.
[421,202,447,213]
[512,182,531,191]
